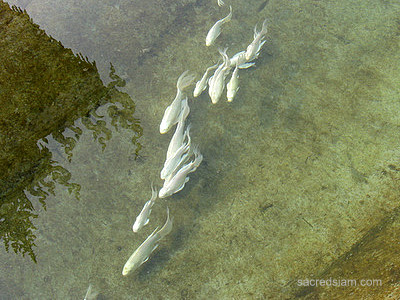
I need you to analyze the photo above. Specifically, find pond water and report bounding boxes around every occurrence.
[1,0,400,299]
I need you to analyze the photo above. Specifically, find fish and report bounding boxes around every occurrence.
[132,183,158,233]
[193,63,218,97]
[245,18,268,60]
[122,207,173,276]
[165,99,190,161]
[230,51,256,69]
[206,5,232,46]
[161,133,191,180]
[208,48,231,104]
[183,145,203,173]
[83,284,99,300]
[159,146,203,198]
[257,0,269,13]
[160,71,195,134]
[226,64,239,102]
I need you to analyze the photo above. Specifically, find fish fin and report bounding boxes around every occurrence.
[150,182,158,200]
[231,51,245,61]
[175,178,189,194]
[238,62,255,69]
[261,18,268,34]
[144,218,150,226]
[208,75,214,86]
[258,40,266,52]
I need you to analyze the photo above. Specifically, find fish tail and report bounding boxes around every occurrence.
[158,207,173,238]
[185,123,192,136]
[261,18,268,35]
[177,70,196,91]
[218,47,230,65]
[178,97,190,122]
[150,182,158,201]
[223,5,233,23]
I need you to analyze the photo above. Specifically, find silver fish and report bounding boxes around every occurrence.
[132,184,158,233]
[230,51,255,69]
[206,5,232,46]
[159,146,203,198]
[227,64,239,102]
[161,133,191,180]
[160,71,195,134]
[165,99,190,161]
[83,284,98,300]
[208,48,231,104]
[245,19,268,60]
[193,63,218,97]
[182,145,203,174]
[122,207,173,276]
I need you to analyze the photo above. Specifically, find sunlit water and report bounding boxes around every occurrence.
[2,0,400,299]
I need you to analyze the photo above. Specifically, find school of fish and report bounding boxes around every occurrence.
[116,0,268,284]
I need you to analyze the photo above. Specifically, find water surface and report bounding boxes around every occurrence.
[2,0,400,298]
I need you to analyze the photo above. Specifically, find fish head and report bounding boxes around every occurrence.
[211,95,219,104]
[245,48,253,61]
[160,105,173,134]
[193,83,202,97]
[159,119,171,134]
[122,265,130,276]
[122,253,145,276]
[122,262,137,276]
[159,187,168,198]
[210,86,222,104]
[132,221,140,233]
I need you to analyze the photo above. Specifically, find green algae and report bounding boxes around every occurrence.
[0,1,142,262]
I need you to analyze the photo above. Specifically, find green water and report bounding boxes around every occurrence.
[1,0,400,299]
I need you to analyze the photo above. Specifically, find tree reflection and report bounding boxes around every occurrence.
[0,3,142,262]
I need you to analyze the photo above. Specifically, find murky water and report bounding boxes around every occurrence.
[1,0,400,299]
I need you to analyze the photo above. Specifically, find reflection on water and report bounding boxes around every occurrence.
[0,2,142,263]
